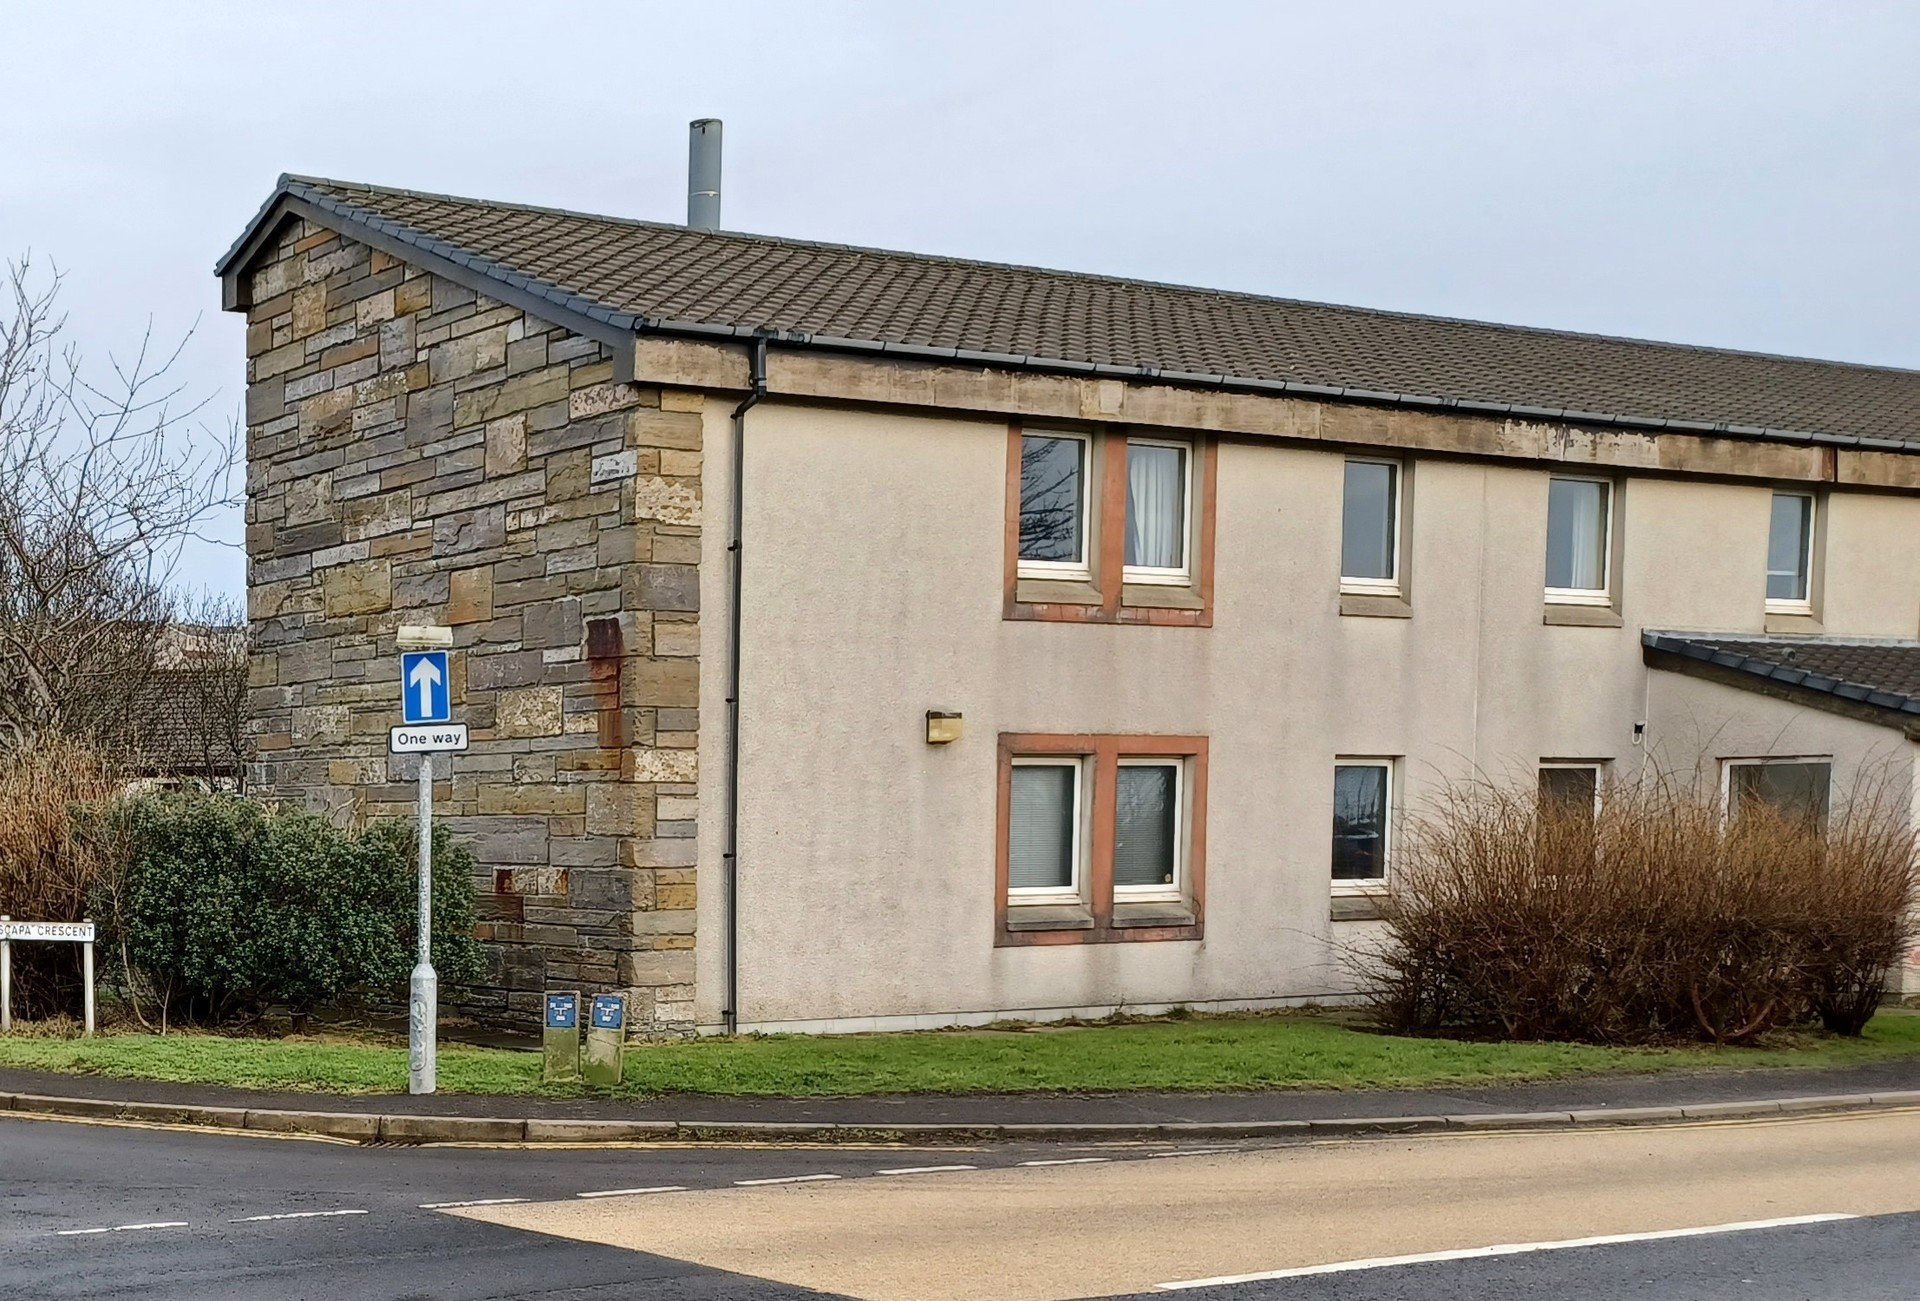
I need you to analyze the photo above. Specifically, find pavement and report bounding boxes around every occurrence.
[7,1102,1917,1299]
[3,1054,1918,1129]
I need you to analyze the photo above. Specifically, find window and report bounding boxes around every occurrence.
[1545,476,1612,603]
[1123,440,1191,583]
[1332,761,1394,886]
[1341,458,1401,593]
[1725,758,1831,827]
[1017,431,1090,575]
[1538,763,1601,815]
[1766,492,1814,610]
[997,734,1208,944]
[1114,760,1182,900]
[1008,759,1082,902]
[1004,425,1216,627]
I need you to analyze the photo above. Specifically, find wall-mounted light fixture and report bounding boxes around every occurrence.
[925,711,963,745]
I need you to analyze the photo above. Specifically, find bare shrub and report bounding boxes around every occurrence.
[0,734,122,1017]
[1366,774,1917,1044]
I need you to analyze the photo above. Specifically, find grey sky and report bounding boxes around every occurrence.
[4,1,1916,597]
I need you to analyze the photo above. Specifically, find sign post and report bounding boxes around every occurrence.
[394,630,457,1096]
[0,918,97,1036]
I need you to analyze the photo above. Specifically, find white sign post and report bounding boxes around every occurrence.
[0,917,97,1036]
[394,632,459,1095]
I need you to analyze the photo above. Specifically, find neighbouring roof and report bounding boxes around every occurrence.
[220,175,1920,451]
[1643,632,1920,732]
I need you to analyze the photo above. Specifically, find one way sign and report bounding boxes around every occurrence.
[401,650,452,724]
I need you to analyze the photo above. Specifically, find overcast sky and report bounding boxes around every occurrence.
[4,1,1916,596]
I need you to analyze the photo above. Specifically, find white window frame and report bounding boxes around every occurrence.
[1544,474,1614,606]
[1538,760,1605,814]
[1007,756,1086,905]
[1016,429,1094,582]
[1339,457,1404,596]
[1764,491,1816,616]
[1331,758,1395,894]
[1720,755,1833,823]
[1120,436,1195,587]
[1113,757,1185,903]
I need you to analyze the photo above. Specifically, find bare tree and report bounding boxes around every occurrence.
[0,256,238,752]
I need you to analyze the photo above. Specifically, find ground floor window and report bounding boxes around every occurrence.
[1332,759,1395,886]
[996,734,1207,945]
[1724,757,1832,826]
[1538,762,1603,815]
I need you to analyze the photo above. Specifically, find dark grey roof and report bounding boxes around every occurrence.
[220,175,1920,452]
[1644,632,1920,729]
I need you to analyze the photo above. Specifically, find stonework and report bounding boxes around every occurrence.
[239,218,702,1032]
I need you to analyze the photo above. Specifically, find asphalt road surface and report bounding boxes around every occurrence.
[4,1107,1916,1299]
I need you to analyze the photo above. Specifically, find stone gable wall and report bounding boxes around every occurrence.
[241,218,701,1032]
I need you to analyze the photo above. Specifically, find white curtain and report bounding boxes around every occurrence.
[1127,445,1186,569]
[1549,479,1607,590]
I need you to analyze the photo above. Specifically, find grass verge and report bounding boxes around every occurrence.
[0,1009,1916,1100]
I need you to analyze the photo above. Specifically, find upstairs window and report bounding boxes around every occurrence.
[1341,458,1402,594]
[1123,440,1191,583]
[1545,476,1612,603]
[1017,431,1090,576]
[1766,492,1814,610]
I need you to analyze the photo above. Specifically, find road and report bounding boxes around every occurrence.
[3,1107,1916,1299]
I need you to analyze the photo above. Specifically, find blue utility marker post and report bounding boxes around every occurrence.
[583,993,628,1087]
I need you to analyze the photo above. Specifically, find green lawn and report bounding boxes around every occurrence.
[0,1009,1916,1099]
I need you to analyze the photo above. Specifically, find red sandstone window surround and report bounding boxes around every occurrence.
[995,733,1208,946]
[1002,424,1217,626]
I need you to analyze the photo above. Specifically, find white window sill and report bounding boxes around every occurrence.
[1544,590,1613,607]
[1122,568,1191,587]
[1008,891,1084,908]
[1764,600,1815,618]
[1330,881,1388,896]
[1018,564,1093,584]
[1340,579,1402,598]
[1114,888,1183,906]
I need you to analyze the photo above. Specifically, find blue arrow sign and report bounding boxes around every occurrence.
[401,650,451,725]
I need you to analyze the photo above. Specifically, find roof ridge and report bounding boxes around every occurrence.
[276,174,1920,382]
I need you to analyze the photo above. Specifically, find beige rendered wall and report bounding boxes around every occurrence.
[1644,672,1920,994]
[696,400,1920,1031]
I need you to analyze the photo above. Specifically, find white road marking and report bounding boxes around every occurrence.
[875,1164,977,1176]
[574,1186,688,1199]
[1017,1157,1110,1167]
[733,1173,842,1186]
[1148,1148,1236,1158]
[231,1209,370,1223]
[55,1221,188,1236]
[1156,1213,1860,1289]
[419,1198,532,1209]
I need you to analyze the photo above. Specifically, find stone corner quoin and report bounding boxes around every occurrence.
[240,219,704,1034]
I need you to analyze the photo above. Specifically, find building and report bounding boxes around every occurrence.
[217,164,1920,1035]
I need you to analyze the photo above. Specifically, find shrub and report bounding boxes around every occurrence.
[95,794,483,1027]
[0,735,122,1017]
[1362,774,1916,1044]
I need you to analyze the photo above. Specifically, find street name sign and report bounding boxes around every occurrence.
[401,650,452,724]
[389,724,471,755]
[0,921,94,941]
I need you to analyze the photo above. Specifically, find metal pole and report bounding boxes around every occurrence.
[408,755,437,1094]
[1,916,11,1035]
[82,933,94,1039]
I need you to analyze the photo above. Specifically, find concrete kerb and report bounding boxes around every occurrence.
[1,1090,1915,1147]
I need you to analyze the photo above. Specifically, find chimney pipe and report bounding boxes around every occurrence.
[688,118,722,230]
